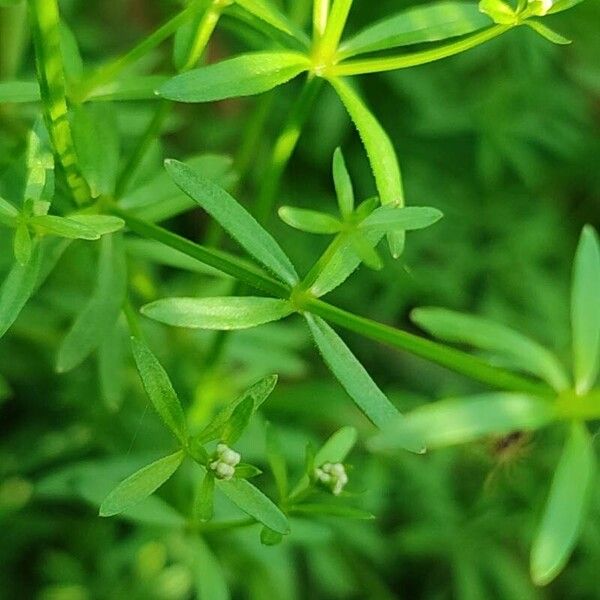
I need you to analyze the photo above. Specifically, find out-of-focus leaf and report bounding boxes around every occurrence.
[332,147,354,218]
[189,537,230,600]
[0,81,40,103]
[31,215,101,240]
[159,51,310,102]
[142,296,294,330]
[315,426,358,465]
[67,214,125,235]
[13,222,32,265]
[56,235,126,372]
[0,242,41,339]
[165,159,299,285]
[194,472,215,522]
[412,307,569,391]
[99,450,185,517]
[25,119,54,204]
[291,503,375,520]
[530,423,596,585]
[571,226,600,394]
[98,319,126,411]
[131,336,189,445]
[235,0,309,44]
[217,477,289,533]
[266,423,288,500]
[369,393,556,451]
[339,1,491,58]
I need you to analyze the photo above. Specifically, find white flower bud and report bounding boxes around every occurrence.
[315,462,348,495]
[209,444,242,480]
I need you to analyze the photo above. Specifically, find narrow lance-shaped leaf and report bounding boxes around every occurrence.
[165,159,299,285]
[99,450,185,517]
[524,21,571,45]
[571,225,600,394]
[332,147,354,218]
[266,423,288,500]
[142,297,294,330]
[24,119,54,204]
[530,423,596,586]
[329,77,405,257]
[194,472,215,522]
[189,538,230,600]
[56,235,127,372]
[217,477,290,534]
[220,397,254,444]
[338,1,491,58]
[0,197,18,226]
[159,51,310,103]
[360,206,443,233]
[0,242,42,339]
[278,206,342,234]
[67,214,125,236]
[13,222,32,266]
[305,314,424,452]
[131,337,189,445]
[195,374,278,444]
[369,393,556,452]
[411,307,570,392]
[30,215,101,240]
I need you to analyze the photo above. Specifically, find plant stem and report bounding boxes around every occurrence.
[313,0,330,41]
[114,208,290,298]
[117,209,554,397]
[28,0,91,205]
[254,76,324,224]
[304,297,554,397]
[315,0,353,62]
[73,3,199,103]
[332,25,512,75]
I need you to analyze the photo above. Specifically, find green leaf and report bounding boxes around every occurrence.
[13,222,32,266]
[159,51,310,103]
[290,503,375,520]
[530,423,596,586]
[196,374,278,444]
[30,215,101,240]
[234,464,263,479]
[99,450,185,517]
[332,147,354,218]
[235,0,310,44]
[329,77,405,257]
[349,231,382,270]
[339,1,491,58]
[411,307,570,392]
[478,0,517,24]
[0,242,41,339]
[369,393,556,451]
[217,477,289,534]
[359,206,443,233]
[56,235,127,372]
[142,296,294,330]
[260,526,283,545]
[315,426,358,465]
[165,159,299,285]
[278,206,342,234]
[305,314,423,452]
[0,197,19,226]
[131,337,189,444]
[190,537,230,600]
[67,214,125,235]
[221,397,254,444]
[121,154,237,223]
[25,119,54,204]
[266,423,288,500]
[523,21,571,44]
[571,226,600,394]
[194,472,215,522]
[98,320,126,411]
[71,103,120,197]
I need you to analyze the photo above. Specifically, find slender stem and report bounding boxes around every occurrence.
[28,0,91,205]
[315,0,353,62]
[300,233,346,290]
[113,207,290,298]
[73,3,199,103]
[116,208,554,396]
[180,0,226,72]
[332,25,512,76]
[304,298,554,397]
[115,100,171,199]
[254,76,324,224]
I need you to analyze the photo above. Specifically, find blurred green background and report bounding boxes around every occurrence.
[1,0,599,598]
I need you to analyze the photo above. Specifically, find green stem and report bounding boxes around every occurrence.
[315,0,353,62]
[304,297,553,397]
[28,0,91,205]
[117,209,554,396]
[313,0,330,41]
[73,3,199,103]
[180,0,226,72]
[332,25,512,75]
[300,233,347,290]
[114,208,290,298]
[254,75,324,224]
[0,1,28,78]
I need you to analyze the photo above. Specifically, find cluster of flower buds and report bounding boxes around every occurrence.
[315,462,349,496]
[209,443,241,480]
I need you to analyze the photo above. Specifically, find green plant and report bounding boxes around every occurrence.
[0,0,597,596]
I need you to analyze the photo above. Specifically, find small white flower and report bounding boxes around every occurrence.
[210,443,242,480]
[315,462,349,496]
